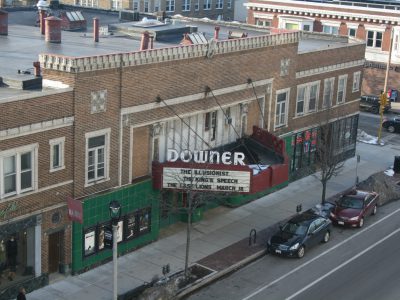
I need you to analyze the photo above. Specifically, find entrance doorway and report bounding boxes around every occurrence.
[48,231,62,273]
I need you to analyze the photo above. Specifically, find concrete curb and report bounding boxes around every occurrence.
[176,248,266,299]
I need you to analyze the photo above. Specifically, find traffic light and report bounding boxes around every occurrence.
[380,93,388,107]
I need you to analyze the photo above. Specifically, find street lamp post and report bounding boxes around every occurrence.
[109,200,121,300]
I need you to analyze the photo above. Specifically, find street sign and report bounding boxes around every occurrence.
[104,226,113,249]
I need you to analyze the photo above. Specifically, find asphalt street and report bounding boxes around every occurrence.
[359,111,400,146]
[187,198,400,300]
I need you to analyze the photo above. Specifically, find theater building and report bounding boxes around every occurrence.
[1,22,363,295]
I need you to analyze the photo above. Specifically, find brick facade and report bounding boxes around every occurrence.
[0,30,364,289]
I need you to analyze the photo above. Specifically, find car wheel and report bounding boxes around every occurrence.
[371,107,379,114]
[322,231,330,243]
[297,245,305,258]
[388,125,396,133]
[372,205,377,216]
[358,217,364,228]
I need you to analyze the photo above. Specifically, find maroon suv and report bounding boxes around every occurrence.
[329,189,379,228]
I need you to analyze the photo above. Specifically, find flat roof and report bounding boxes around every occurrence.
[0,10,359,99]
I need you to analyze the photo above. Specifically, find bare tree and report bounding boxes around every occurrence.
[314,104,347,204]
[162,165,231,281]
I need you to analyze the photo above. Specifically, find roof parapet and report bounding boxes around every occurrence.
[39,32,300,73]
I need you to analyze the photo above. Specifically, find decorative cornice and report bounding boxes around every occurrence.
[296,59,365,79]
[39,32,300,73]
[245,2,400,25]
[0,116,74,141]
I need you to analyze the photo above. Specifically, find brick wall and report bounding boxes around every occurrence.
[132,126,150,179]
[0,91,73,130]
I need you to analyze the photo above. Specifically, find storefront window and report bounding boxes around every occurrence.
[124,214,137,240]
[83,208,152,257]
[84,228,96,256]
[139,209,151,234]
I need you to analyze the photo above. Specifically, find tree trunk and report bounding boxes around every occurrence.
[184,193,192,280]
[321,180,327,204]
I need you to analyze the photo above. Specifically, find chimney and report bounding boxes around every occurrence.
[45,16,62,43]
[93,17,99,43]
[33,61,41,77]
[39,9,47,35]
[0,10,8,36]
[140,31,150,51]
[149,35,154,50]
[214,26,220,40]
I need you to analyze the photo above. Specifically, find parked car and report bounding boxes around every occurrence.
[382,117,400,133]
[267,210,332,258]
[329,189,379,228]
[360,95,391,114]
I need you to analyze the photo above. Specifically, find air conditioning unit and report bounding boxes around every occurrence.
[225,117,232,125]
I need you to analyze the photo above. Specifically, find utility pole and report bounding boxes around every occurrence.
[378,27,393,144]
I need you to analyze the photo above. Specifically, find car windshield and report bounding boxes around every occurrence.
[338,196,363,209]
[281,222,308,235]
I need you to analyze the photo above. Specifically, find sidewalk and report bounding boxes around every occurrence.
[27,142,398,300]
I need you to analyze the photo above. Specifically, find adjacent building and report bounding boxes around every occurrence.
[245,0,400,94]
[0,11,364,297]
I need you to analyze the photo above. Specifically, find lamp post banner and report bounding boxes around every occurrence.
[67,197,83,223]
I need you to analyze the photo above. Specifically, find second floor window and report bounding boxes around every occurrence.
[296,82,319,116]
[323,25,339,35]
[323,78,335,108]
[133,0,139,11]
[227,0,231,9]
[182,0,190,11]
[144,0,149,12]
[204,0,211,10]
[367,31,382,48]
[195,0,199,10]
[353,71,361,92]
[337,75,347,104]
[166,0,175,11]
[50,137,65,172]
[348,28,356,37]
[275,90,289,127]
[1,144,37,199]
[216,0,223,9]
[86,129,110,185]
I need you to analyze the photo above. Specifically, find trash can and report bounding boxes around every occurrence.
[394,156,400,173]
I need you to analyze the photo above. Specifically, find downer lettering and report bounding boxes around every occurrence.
[167,149,245,165]
[163,167,250,193]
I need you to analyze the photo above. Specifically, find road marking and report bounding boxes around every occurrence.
[285,227,400,300]
[242,206,400,300]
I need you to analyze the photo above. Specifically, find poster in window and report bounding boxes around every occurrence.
[98,224,109,251]
[139,209,151,233]
[117,220,123,243]
[84,229,96,256]
[125,214,137,240]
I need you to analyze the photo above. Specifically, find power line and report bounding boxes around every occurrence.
[206,86,263,171]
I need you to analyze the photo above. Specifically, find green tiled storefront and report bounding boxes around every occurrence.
[72,179,160,273]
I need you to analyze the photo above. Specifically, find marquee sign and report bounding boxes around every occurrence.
[162,167,251,193]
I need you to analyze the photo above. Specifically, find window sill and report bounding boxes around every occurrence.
[50,166,66,173]
[85,177,110,188]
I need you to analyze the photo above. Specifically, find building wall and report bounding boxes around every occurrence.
[245,0,400,64]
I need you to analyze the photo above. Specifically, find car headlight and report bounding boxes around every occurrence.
[290,243,300,250]
[330,212,336,218]
[349,216,359,221]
